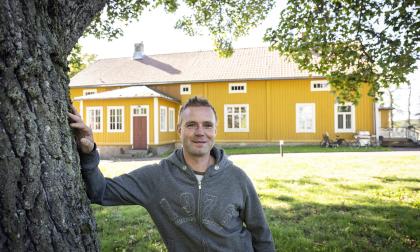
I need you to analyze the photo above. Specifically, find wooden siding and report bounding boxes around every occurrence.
[178,80,375,142]
[148,84,181,100]
[380,110,391,128]
[70,87,122,113]
[157,98,178,144]
[69,79,375,145]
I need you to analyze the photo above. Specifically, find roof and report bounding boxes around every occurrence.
[74,86,180,103]
[378,106,393,110]
[70,47,322,87]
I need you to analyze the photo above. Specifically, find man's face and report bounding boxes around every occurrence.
[178,106,217,158]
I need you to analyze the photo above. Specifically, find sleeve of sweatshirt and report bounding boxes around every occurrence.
[241,175,276,252]
[79,147,157,207]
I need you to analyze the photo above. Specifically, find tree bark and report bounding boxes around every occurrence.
[0,0,106,251]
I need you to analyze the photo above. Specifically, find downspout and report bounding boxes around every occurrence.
[374,102,381,145]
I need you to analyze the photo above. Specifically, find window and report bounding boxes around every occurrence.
[229,83,247,93]
[108,106,124,132]
[160,106,167,132]
[296,103,316,133]
[86,107,103,132]
[310,80,330,91]
[168,108,175,132]
[224,104,249,132]
[133,106,147,116]
[180,84,191,95]
[335,103,355,133]
[83,89,97,96]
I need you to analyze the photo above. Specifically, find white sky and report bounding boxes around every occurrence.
[79,3,420,121]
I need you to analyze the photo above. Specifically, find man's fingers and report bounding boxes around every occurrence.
[68,112,82,123]
[69,122,88,130]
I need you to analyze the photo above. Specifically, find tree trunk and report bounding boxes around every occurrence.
[0,0,106,251]
[388,90,394,128]
[407,82,412,126]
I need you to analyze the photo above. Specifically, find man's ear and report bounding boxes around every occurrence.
[177,123,181,135]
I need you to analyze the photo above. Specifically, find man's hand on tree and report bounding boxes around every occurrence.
[68,105,95,154]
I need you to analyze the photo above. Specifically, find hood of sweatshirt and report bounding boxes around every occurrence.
[166,146,232,177]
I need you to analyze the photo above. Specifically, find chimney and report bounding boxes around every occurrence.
[133,42,144,60]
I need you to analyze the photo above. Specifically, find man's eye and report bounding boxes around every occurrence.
[203,124,214,129]
[186,123,196,128]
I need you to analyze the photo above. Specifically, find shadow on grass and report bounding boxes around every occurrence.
[337,183,383,191]
[374,176,420,183]
[264,196,420,251]
[258,177,321,187]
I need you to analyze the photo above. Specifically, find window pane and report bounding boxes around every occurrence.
[241,114,247,129]
[234,115,240,128]
[338,114,343,129]
[241,107,246,113]
[227,107,232,113]
[234,107,239,113]
[306,118,313,130]
[227,115,232,128]
[346,114,351,129]
[338,106,351,112]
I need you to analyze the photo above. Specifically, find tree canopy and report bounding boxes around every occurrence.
[68,43,97,78]
[264,0,420,103]
[84,0,275,57]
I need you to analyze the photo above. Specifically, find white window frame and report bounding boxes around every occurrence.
[83,89,97,96]
[160,106,168,132]
[335,103,356,133]
[168,108,175,132]
[228,83,247,94]
[107,106,124,133]
[224,104,249,132]
[310,80,330,91]
[86,106,103,133]
[296,103,316,133]
[180,84,191,95]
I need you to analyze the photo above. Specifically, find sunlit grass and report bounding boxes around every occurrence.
[94,152,420,251]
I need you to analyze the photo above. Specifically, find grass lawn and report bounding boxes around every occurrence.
[94,152,420,251]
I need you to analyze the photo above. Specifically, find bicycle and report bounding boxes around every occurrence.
[320,132,332,148]
[320,132,349,148]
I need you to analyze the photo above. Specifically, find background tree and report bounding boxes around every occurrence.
[0,0,274,250]
[68,43,97,78]
[264,0,420,103]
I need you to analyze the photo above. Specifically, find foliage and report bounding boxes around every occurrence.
[95,153,420,251]
[264,0,420,103]
[68,43,97,78]
[84,0,275,57]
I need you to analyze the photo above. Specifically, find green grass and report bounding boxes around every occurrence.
[94,152,420,251]
[223,145,391,155]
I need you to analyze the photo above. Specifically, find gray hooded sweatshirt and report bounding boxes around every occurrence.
[80,146,275,252]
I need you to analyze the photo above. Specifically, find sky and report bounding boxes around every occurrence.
[79,3,420,121]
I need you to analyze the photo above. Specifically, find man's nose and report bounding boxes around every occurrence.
[194,125,205,134]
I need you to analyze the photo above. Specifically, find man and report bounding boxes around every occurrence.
[69,97,275,251]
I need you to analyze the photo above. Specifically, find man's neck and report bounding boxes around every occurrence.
[183,152,215,173]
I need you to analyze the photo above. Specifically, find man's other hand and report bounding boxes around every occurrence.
[68,105,95,154]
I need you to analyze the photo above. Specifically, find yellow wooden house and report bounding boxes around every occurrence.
[70,45,386,155]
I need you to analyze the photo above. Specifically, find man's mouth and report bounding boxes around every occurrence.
[192,140,207,144]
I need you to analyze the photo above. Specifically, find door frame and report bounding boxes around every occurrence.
[130,105,149,149]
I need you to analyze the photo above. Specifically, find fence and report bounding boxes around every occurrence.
[380,127,419,143]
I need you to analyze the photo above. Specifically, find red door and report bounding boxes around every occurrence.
[133,116,147,149]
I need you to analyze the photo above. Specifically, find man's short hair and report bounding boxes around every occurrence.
[178,96,217,124]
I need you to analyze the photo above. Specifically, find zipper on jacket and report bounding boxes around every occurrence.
[197,178,206,250]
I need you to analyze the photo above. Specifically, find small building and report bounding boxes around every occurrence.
[70,44,385,155]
